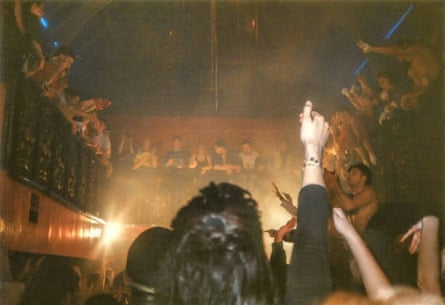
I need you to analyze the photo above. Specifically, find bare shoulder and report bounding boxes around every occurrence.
[354,186,378,207]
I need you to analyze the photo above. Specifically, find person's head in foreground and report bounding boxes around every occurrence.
[126,226,173,305]
[163,182,278,305]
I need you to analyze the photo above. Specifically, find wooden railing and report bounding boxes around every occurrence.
[4,75,100,215]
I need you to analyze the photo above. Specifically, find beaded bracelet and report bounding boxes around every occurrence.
[303,157,320,167]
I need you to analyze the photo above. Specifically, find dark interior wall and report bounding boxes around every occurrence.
[375,78,443,218]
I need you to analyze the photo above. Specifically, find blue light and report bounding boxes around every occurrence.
[40,18,48,28]
[384,4,415,40]
[353,3,414,76]
[53,41,59,47]
[353,59,368,77]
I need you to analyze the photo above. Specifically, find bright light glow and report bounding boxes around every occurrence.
[53,41,59,47]
[103,222,122,243]
[0,217,4,233]
[79,227,85,239]
[40,18,49,28]
[90,227,102,239]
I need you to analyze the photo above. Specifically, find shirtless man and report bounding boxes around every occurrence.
[325,163,379,234]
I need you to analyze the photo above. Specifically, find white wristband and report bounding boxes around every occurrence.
[303,157,320,167]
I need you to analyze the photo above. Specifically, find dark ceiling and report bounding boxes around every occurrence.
[42,1,443,118]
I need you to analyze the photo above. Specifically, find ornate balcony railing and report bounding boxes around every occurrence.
[4,75,100,215]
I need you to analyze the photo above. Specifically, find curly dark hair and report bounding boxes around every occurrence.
[163,182,278,305]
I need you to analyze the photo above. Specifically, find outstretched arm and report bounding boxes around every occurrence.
[284,101,332,305]
[14,0,25,34]
[357,40,409,57]
[332,207,393,300]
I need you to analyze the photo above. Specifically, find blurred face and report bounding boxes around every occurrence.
[347,168,364,187]
[173,138,182,150]
[378,76,393,91]
[142,138,151,149]
[214,145,224,155]
[242,143,252,154]
[61,55,75,69]
[198,144,206,154]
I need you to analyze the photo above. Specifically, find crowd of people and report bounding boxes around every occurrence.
[1,1,444,305]
[105,132,300,223]
[3,101,444,305]
[2,1,114,178]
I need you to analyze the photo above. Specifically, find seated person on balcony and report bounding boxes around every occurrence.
[164,136,190,169]
[239,139,261,171]
[212,139,242,175]
[238,139,267,188]
[132,137,158,174]
[188,143,212,175]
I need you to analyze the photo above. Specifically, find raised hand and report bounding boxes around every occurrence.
[299,101,329,159]
[356,40,371,53]
[399,220,422,254]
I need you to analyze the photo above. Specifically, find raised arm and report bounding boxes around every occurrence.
[332,207,393,300]
[357,40,410,57]
[284,101,332,305]
[14,0,25,34]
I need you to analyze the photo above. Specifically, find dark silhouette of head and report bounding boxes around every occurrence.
[163,182,278,305]
[126,227,173,305]
[19,257,80,305]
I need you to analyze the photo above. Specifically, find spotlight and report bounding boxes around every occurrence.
[103,222,122,243]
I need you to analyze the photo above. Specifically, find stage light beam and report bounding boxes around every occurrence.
[353,3,415,76]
